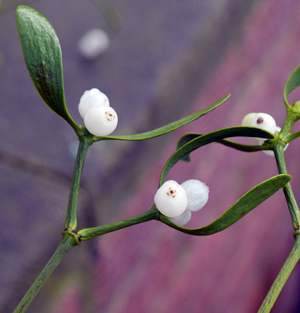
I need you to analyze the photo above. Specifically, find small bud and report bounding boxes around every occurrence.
[170,210,192,226]
[78,29,110,59]
[250,113,276,134]
[78,88,109,118]
[181,179,209,212]
[154,180,188,217]
[84,106,118,136]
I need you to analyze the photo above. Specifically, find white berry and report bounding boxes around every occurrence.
[249,112,276,134]
[181,179,209,212]
[241,113,256,126]
[84,106,118,136]
[170,210,192,226]
[154,180,188,217]
[78,88,109,118]
[78,29,110,59]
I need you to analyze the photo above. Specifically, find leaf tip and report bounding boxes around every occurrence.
[16,4,30,15]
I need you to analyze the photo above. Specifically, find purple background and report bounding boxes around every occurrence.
[1,0,300,312]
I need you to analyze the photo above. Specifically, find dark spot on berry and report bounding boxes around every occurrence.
[167,187,177,198]
[105,111,115,121]
[257,117,264,124]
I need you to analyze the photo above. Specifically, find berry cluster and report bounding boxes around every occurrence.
[78,89,118,136]
[154,179,209,226]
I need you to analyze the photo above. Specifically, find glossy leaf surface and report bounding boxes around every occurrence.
[92,94,231,141]
[160,126,274,186]
[16,6,80,133]
[160,174,291,235]
[284,64,300,108]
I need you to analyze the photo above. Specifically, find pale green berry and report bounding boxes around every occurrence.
[78,88,109,118]
[181,179,209,212]
[154,180,188,217]
[170,210,192,226]
[84,106,118,136]
[241,113,256,126]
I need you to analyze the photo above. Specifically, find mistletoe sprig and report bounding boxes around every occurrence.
[13,5,300,313]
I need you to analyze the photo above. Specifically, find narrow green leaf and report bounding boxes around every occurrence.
[218,138,271,152]
[16,6,81,134]
[283,65,300,108]
[176,132,270,162]
[176,133,200,162]
[160,174,291,235]
[92,94,231,141]
[160,126,274,186]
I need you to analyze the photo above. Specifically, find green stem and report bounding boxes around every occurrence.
[257,235,300,313]
[284,131,300,143]
[78,206,160,240]
[65,136,92,230]
[13,233,78,313]
[280,111,297,135]
[273,142,300,229]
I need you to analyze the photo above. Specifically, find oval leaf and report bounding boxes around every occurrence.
[160,126,274,186]
[283,64,300,108]
[92,94,231,141]
[160,174,291,235]
[16,6,80,134]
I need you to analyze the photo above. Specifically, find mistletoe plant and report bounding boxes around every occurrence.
[12,5,300,313]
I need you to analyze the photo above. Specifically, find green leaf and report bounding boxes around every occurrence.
[283,64,300,108]
[92,94,231,141]
[16,6,81,134]
[160,174,291,235]
[176,133,200,162]
[160,126,274,186]
[176,132,270,162]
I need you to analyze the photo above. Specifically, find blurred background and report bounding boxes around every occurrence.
[1,0,300,312]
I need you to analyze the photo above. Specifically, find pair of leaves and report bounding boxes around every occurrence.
[157,126,289,235]
[16,6,231,141]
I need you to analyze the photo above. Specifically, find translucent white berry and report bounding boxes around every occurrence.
[84,106,118,136]
[78,88,109,118]
[181,179,209,212]
[241,113,256,126]
[78,29,110,59]
[154,180,188,217]
[170,210,192,226]
[250,113,276,134]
